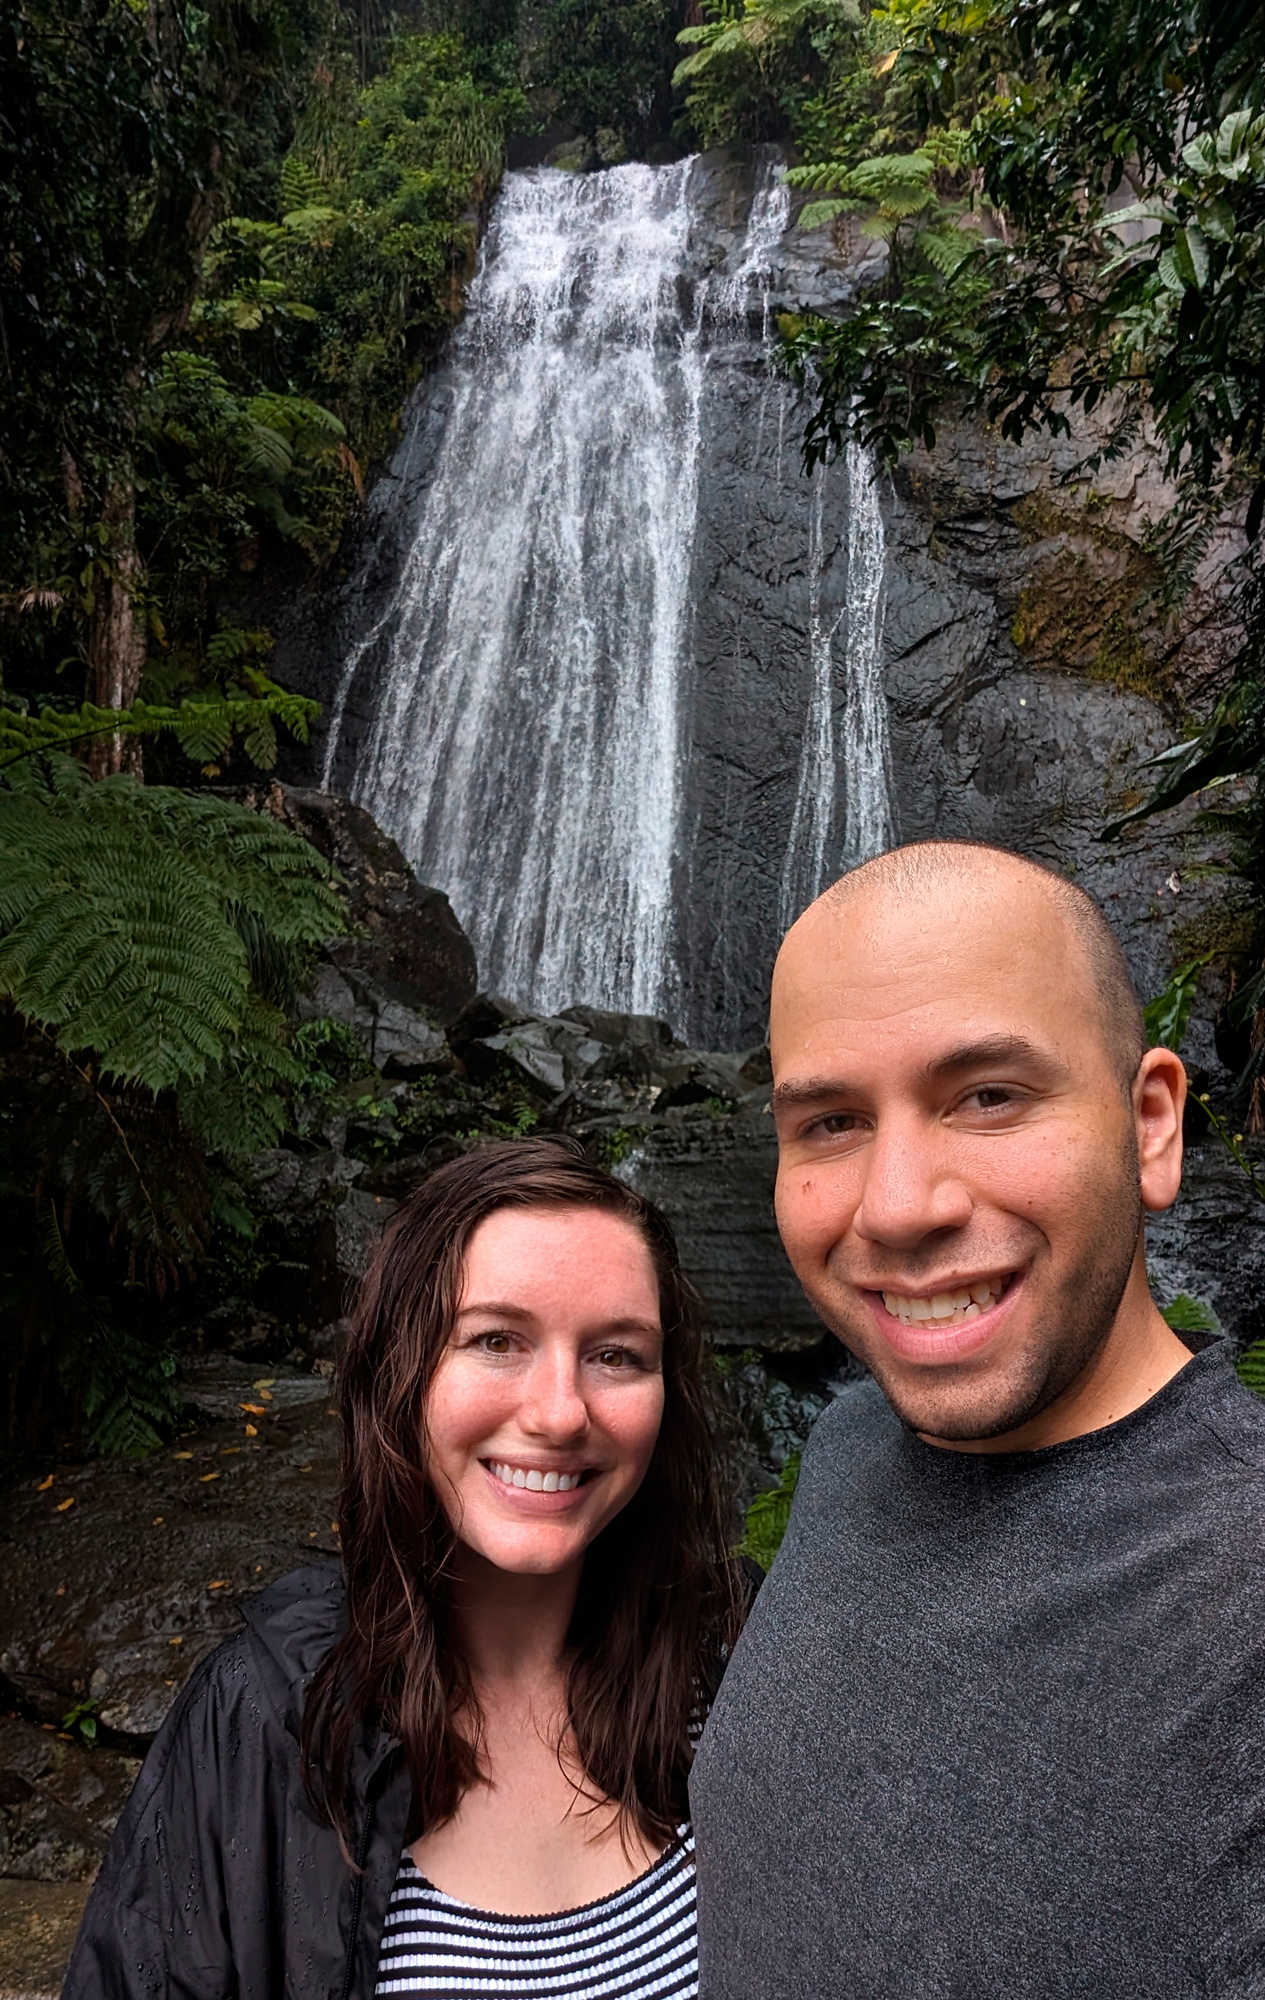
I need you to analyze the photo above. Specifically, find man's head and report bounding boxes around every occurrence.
[770,841,1187,1444]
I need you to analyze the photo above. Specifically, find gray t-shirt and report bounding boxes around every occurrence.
[691,1337,1265,1998]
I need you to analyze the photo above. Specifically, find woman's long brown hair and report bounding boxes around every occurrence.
[301,1135,742,1851]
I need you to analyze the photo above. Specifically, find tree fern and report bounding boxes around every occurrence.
[0,756,343,1093]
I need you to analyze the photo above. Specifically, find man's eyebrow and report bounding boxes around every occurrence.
[921,1034,1067,1081]
[771,1037,1067,1110]
[771,1075,859,1111]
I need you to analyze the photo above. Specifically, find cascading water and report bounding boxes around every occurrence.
[323,153,894,1038]
[324,162,704,1019]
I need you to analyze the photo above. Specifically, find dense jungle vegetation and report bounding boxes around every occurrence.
[2,0,1264,1460]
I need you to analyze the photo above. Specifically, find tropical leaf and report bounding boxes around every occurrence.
[0,755,344,1093]
[1142,955,1214,1053]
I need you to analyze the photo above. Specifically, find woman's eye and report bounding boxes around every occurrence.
[594,1346,640,1369]
[475,1331,514,1355]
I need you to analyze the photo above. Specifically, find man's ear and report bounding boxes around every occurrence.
[1135,1046,1186,1214]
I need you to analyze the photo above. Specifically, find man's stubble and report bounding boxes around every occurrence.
[802,1127,1145,1442]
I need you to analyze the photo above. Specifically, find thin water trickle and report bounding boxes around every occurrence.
[778,445,893,929]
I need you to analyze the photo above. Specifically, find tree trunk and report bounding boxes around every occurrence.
[86,465,147,779]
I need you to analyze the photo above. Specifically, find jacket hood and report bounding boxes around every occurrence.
[241,1562,347,1709]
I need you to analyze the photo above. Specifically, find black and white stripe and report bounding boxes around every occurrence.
[373,1828,697,1998]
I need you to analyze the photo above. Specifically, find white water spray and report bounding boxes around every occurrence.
[324,163,705,1018]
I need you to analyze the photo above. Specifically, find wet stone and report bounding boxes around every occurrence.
[0,1359,338,1740]
[0,1880,90,2000]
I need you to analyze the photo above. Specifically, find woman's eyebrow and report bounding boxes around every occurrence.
[454,1304,661,1335]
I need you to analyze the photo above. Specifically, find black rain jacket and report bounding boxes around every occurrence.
[63,1565,410,2000]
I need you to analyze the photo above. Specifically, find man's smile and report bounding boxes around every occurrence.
[863,1270,1024,1365]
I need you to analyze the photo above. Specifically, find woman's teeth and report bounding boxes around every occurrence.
[488,1462,584,1493]
[882,1279,1006,1327]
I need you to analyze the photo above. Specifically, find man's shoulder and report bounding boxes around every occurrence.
[1196,1356,1265,1481]
[805,1373,895,1458]
[792,1374,897,1505]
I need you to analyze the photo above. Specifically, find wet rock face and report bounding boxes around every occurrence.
[0,1721,138,1883]
[0,1360,338,1739]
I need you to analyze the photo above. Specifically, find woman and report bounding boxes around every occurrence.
[65,1137,743,2000]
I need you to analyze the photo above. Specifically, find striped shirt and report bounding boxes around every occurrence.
[373,1828,697,1998]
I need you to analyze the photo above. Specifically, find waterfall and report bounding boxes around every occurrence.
[325,162,705,1020]
[324,155,894,1035]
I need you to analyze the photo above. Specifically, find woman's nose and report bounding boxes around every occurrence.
[517,1350,589,1441]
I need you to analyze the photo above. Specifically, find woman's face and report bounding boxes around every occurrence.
[425,1204,667,1576]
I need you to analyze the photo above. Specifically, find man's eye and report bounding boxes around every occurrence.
[809,1112,865,1137]
[965,1086,1020,1111]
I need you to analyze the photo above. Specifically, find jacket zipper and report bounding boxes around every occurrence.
[338,1806,375,2000]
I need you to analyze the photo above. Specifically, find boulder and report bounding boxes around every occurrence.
[298,964,450,1076]
[232,783,477,1024]
[246,1149,396,1327]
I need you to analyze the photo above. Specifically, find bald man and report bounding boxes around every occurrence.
[691,840,1265,1999]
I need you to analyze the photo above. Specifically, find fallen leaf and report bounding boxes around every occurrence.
[37,1474,54,1492]
[308,1529,318,1537]
[219,1447,240,1456]
[55,1496,75,1512]
[330,1522,339,1533]
[54,1586,65,1597]
[169,1636,183,1646]
[199,1472,221,1483]
[252,1377,276,1390]
[239,1403,266,1416]
[244,1423,258,1437]
[258,1390,274,1403]
[207,1580,231,1591]
[152,1517,164,1526]
[172,1451,194,1460]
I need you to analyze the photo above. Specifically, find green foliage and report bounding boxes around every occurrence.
[771,0,1265,508]
[739,1449,801,1568]
[2,4,525,737]
[0,680,319,776]
[0,755,342,1096]
[537,0,680,156]
[60,1699,100,1747]
[1142,957,1215,1053]
[675,0,864,149]
[1236,1338,1265,1396]
[1161,1293,1222,1338]
[0,755,346,1325]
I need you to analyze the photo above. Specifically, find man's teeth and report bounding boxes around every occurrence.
[488,1462,584,1493]
[882,1280,1005,1327]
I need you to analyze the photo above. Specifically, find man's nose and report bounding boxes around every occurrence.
[853,1115,973,1248]
[519,1349,590,1440]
